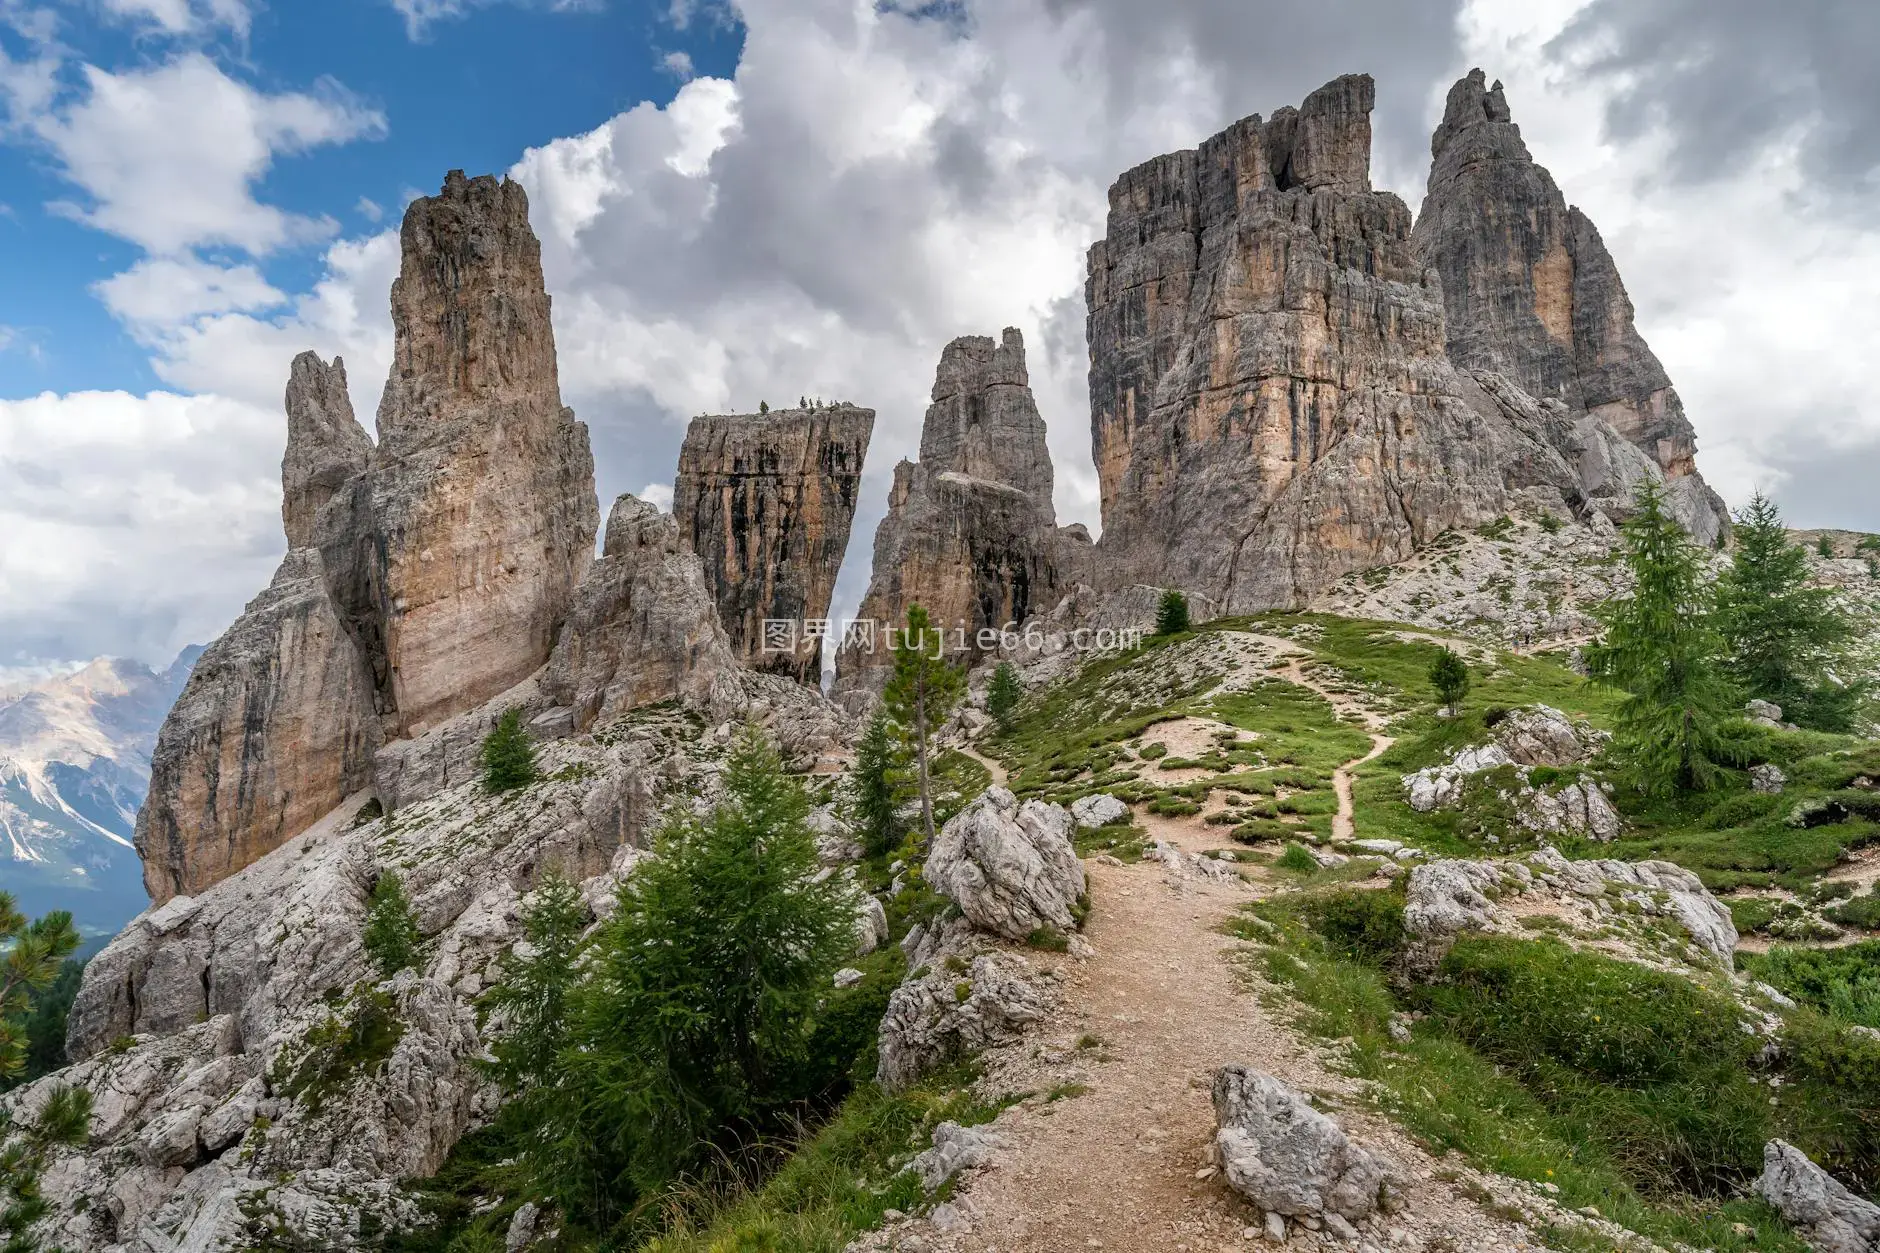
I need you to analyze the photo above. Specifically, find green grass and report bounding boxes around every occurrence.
[1233,894,1809,1252]
[1828,887,1880,931]
[1741,940,1880,1030]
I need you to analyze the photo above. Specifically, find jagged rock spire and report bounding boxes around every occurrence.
[281,352,370,548]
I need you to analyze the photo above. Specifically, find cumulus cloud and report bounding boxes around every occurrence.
[26,54,386,256]
[98,0,255,38]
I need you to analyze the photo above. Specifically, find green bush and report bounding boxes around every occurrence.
[1826,889,1880,932]
[1276,843,1319,873]
[480,707,538,793]
[1298,887,1406,966]
[1779,1009,1880,1190]
[1742,941,1880,1029]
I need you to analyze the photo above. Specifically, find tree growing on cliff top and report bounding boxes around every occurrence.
[481,707,537,793]
[885,605,964,844]
[1716,492,1867,732]
[1585,480,1741,795]
[1154,589,1191,636]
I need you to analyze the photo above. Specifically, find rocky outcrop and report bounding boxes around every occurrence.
[1086,75,1590,610]
[1404,846,1735,963]
[368,171,598,737]
[924,786,1085,941]
[14,714,706,1251]
[674,405,873,682]
[1070,792,1129,828]
[135,550,380,904]
[281,353,370,549]
[545,493,736,732]
[1412,69,1728,540]
[1492,704,1600,767]
[1756,1140,1880,1253]
[1211,1066,1395,1235]
[837,330,1080,692]
[876,918,1055,1090]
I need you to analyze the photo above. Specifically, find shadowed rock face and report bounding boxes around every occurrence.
[547,493,737,731]
[675,406,873,682]
[838,329,1078,692]
[1412,70,1727,528]
[369,171,598,736]
[135,549,380,903]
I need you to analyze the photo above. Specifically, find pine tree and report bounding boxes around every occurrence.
[550,725,857,1228]
[482,707,538,793]
[1429,648,1470,715]
[1,1082,91,1251]
[0,894,78,1081]
[362,871,423,979]
[847,708,906,858]
[1716,492,1865,731]
[1816,534,1835,558]
[1154,589,1191,636]
[884,605,965,844]
[986,661,1022,734]
[485,870,587,1096]
[1585,480,1740,795]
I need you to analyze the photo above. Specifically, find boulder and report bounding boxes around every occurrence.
[1071,793,1129,829]
[1756,1140,1880,1253]
[924,787,1085,940]
[876,947,1052,1090]
[1517,781,1622,842]
[1747,699,1785,727]
[1211,1066,1394,1223]
[1400,743,1512,812]
[854,896,889,956]
[910,1120,1008,1193]
[1493,705,1597,766]
[1751,764,1788,795]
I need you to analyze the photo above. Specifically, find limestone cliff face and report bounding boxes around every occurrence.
[838,329,1074,691]
[674,406,873,682]
[281,353,370,549]
[1088,74,1588,611]
[369,171,598,736]
[1411,70,1727,535]
[134,549,380,904]
[546,494,737,731]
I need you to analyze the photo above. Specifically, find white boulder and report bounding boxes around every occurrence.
[1211,1066,1395,1224]
[925,787,1085,940]
[1756,1140,1880,1253]
[1070,792,1130,829]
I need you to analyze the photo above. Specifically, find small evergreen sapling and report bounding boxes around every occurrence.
[1429,648,1470,715]
[1154,589,1191,636]
[362,871,423,979]
[0,893,78,1081]
[986,661,1022,734]
[481,707,538,793]
[884,605,965,843]
[846,707,906,858]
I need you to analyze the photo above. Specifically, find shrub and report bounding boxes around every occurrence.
[1276,843,1319,873]
[481,707,538,793]
[1298,887,1406,966]
[1742,940,1880,1029]
[1429,648,1469,713]
[1826,889,1880,932]
[362,870,423,979]
[986,662,1022,734]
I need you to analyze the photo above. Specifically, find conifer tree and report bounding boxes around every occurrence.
[481,707,538,793]
[986,661,1022,734]
[485,870,587,1096]
[847,707,906,858]
[1154,589,1191,636]
[884,605,964,844]
[362,871,423,978]
[549,726,856,1227]
[1585,480,1740,794]
[1,895,78,1082]
[1716,492,1865,730]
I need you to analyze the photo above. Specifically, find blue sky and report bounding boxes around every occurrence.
[0,0,742,399]
[0,0,1875,675]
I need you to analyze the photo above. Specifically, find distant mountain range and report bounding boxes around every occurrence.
[0,648,199,941]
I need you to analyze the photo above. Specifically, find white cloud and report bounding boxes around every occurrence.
[388,0,604,40]
[99,0,254,37]
[639,481,674,512]
[0,388,283,663]
[93,255,284,332]
[29,54,386,256]
[356,195,384,222]
[660,49,693,80]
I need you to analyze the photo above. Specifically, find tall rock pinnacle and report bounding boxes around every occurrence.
[675,404,874,682]
[837,328,1081,693]
[1412,70,1727,534]
[281,353,370,548]
[369,171,599,735]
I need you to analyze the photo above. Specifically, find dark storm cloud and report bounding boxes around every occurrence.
[1549,0,1880,204]
[1041,0,1469,181]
